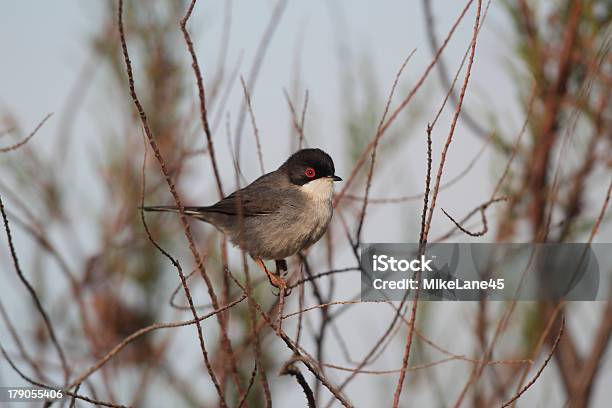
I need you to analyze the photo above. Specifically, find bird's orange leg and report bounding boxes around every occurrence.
[254,257,287,293]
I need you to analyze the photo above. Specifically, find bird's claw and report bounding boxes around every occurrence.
[255,258,292,296]
[267,273,292,296]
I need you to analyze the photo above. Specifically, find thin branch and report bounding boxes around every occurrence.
[356,50,416,244]
[234,0,288,164]
[423,0,490,140]
[229,272,353,407]
[0,113,52,153]
[501,317,565,407]
[419,125,433,245]
[240,76,265,174]
[421,0,482,243]
[0,343,127,408]
[440,197,508,237]
[334,0,475,208]
[180,0,225,198]
[66,294,246,391]
[117,2,227,405]
[0,195,70,384]
[283,89,309,147]
[280,357,316,408]
[288,267,360,289]
[236,362,258,408]
[394,2,482,406]
[588,179,612,243]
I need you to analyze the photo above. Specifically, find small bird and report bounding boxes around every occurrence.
[143,148,342,293]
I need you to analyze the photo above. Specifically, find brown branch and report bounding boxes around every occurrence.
[588,179,612,243]
[180,2,247,394]
[280,357,316,408]
[0,343,127,408]
[419,124,433,245]
[234,0,288,164]
[574,301,612,404]
[421,0,482,243]
[510,302,564,406]
[240,76,265,174]
[440,197,508,237]
[66,294,246,391]
[68,383,81,408]
[342,129,491,205]
[356,50,416,243]
[501,317,565,407]
[236,362,258,408]
[0,195,70,384]
[526,0,582,237]
[436,197,508,242]
[0,113,52,153]
[394,2,482,406]
[333,0,475,208]
[229,272,353,407]
[288,267,360,290]
[298,254,333,402]
[208,0,233,103]
[299,90,309,149]
[179,0,225,198]
[0,299,48,382]
[117,1,227,405]
[283,88,309,147]
[322,355,530,375]
[390,121,434,406]
[422,0,491,141]
[242,260,272,406]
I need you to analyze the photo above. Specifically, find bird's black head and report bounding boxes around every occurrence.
[282,148,342,186]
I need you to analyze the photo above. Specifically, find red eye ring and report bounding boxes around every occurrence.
[305,167,316,178]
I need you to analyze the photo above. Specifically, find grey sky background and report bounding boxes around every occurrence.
[1,1,610,406]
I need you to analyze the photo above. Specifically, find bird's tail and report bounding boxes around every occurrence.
[140,205,208,219]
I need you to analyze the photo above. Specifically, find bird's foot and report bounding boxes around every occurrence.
[267,273,291,297]
[255,258,291,296]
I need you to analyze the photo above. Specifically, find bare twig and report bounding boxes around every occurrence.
[0,343,127,408]
[229,272,353,407]
[234,0,288,164]
[280,357,317,408]
[117,1,227,405]
[283,89,310,147]
[0,195,70,384]
[394,2,482,406]
[440,197,508,237]
[501,317,565,407]
[240,76,265,174]
[356,50,416,244]
[236,362,258,408]
[0,113,52,153]
[180,0,225,198]
[334,0,475,208]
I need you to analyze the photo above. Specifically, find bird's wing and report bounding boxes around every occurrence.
[199,172,285,216]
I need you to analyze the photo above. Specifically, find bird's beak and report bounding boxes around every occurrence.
[330,175,342,182]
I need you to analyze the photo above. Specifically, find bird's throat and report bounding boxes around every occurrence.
[300,178,333,203]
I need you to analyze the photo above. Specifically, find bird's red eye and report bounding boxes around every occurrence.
[305,167,316,178]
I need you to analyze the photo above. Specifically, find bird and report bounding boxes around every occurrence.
[142,148,342,294]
